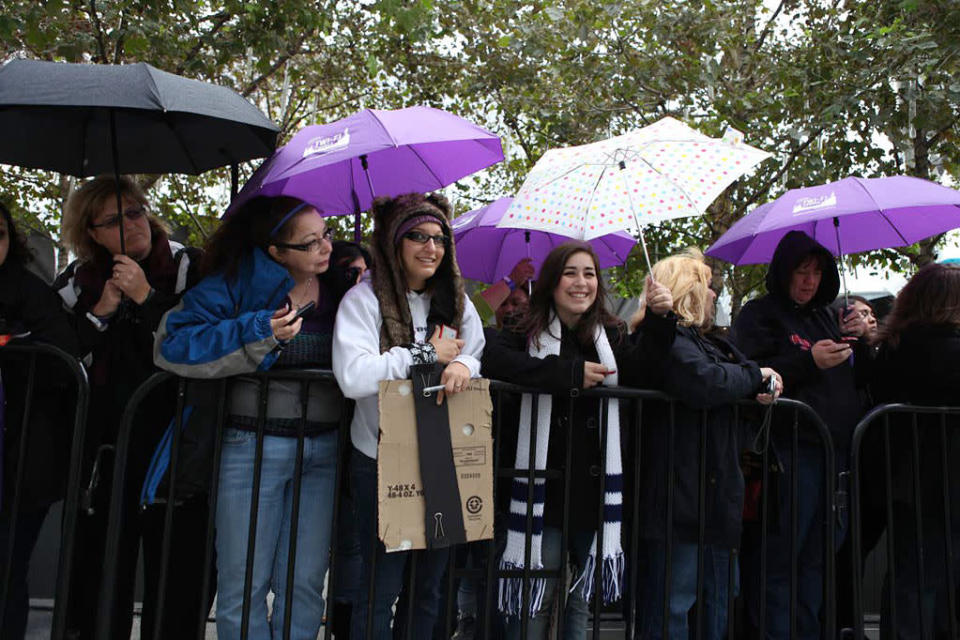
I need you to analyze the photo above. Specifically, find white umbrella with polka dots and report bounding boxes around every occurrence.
[498,117,771,272]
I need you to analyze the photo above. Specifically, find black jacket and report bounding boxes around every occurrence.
[0,262,81,509]
[481,312,676,533]
[870,324,960,516]
[730,231,870,453]
[639,325,763,546]
[53,239,202,487]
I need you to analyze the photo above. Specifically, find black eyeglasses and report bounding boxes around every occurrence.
[89,206,148,229]
[404,230,449,247]
[273,228,334,252]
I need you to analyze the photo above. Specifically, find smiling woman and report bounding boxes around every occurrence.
[480,241,677,639]
[332,192,486,639]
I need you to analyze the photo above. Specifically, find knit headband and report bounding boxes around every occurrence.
[270,201,311,237]
[394,213,448,245]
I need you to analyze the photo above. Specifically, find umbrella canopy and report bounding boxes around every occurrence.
[499,117,770,242]
[227,106,503,217]
[0,59,279,176]
[451,197,636,283]
[705,176,960,265]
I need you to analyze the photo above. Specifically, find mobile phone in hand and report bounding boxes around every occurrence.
[438,323,459,340]
[288,301,315,325]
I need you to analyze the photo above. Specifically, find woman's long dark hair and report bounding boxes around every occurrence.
[0,201,34,267]
[521,242,621,349]
[199,196,306,279]
[881,263,960,347]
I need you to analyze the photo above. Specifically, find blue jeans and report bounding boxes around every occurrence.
[215,428,338,640]
[743,442,826,640]
[640,541,736,640]
[503,526,594,640]
[350,448,450,639]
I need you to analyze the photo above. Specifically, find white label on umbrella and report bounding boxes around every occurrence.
[303,128,350,157]
[792,191,837,215]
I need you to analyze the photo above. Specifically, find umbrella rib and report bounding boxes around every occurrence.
[140,63,165,110]
[525,161,612,192]
[164,112,202,175]
[632,154,701,211]
[407,144,445,189]
[366,109,401,148]
[580,164,611,236]
[849,177,910,246]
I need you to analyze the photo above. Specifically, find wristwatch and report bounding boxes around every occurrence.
[502,275,516,292]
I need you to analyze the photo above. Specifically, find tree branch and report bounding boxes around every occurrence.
[753,1,785,54]
[174,12,233,76]
[113,8,126,64]
[741,127,825,210]
[241,38,305,98]
[87,0,108,63]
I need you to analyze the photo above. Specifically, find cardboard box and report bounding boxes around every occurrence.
[377,378,494,552]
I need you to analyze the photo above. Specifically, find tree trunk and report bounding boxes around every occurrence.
[56,174,74,274]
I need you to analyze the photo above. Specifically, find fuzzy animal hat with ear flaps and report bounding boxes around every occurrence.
[370,192,465,352]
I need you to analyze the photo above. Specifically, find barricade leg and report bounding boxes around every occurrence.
[215,430,298,639]
[140,496,215,639]
[271,431,338,639]
[743,441,825,639]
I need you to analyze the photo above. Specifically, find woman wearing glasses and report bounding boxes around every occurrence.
[55,175,205,639]
[333,192,485,639]
[153,195,343,639]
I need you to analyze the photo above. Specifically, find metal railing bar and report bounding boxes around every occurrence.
[280,380,310,640]
[151,376,188,640]
[0,352,37,631]
[196,378,228,640]
[694,409,706,640]
[239,377,270,640]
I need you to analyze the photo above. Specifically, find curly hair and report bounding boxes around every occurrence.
[881,263,960,347]
[0,201,34,267]
[636,248,714,330]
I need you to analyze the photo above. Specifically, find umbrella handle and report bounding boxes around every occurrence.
[833,217,849,307]
[109,109,126,257]
[619,160,654,278]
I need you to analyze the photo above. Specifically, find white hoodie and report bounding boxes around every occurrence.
[332,280,485,459]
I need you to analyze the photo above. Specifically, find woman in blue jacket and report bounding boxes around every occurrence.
[154,196,341,640]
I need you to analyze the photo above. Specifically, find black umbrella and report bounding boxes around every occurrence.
[0,58,279,251]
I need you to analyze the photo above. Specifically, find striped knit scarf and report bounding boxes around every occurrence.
[499,314,624,617]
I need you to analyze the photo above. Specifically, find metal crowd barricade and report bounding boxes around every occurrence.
[441,383,836,640]
[93,369,837,640]
[0,342,89,640]
[95,368,351,640]
[850,403,960,640]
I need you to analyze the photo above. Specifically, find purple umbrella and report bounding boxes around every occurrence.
[227,106,504,234]
[706,176,960,265]
[706,175,960,303]
[452,198,637,283]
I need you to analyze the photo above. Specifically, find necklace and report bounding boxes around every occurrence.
[290,277,316,309]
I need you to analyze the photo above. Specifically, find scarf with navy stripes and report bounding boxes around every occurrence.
[499,314,624,617]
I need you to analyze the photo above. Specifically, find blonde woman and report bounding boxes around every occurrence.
[630,249,781,640]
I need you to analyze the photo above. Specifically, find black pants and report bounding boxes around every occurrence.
[0,505,50,640]
[67,456,215,640]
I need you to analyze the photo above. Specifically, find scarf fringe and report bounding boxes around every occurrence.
[572,551,625,605]
[498,561,547,617]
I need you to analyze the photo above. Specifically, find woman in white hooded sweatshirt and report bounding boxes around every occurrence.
[332,192,485,639]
